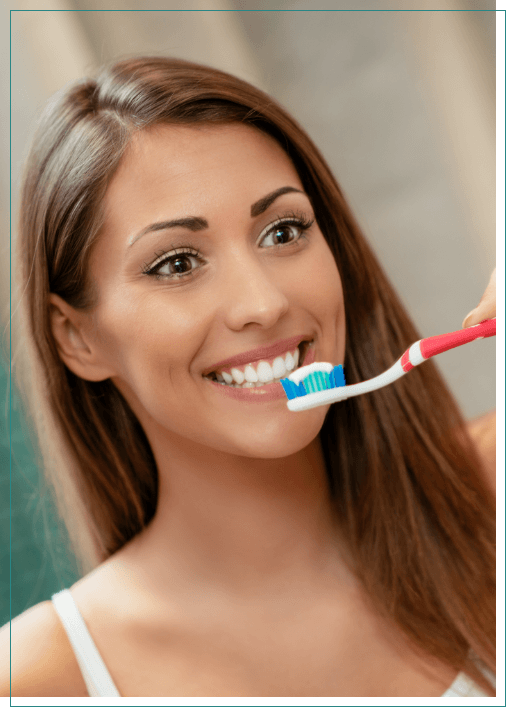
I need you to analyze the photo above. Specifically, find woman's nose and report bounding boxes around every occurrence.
[221,257,290,331]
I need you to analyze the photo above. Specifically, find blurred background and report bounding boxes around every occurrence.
[1,2,498,625]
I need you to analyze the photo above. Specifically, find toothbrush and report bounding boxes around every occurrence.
[280,318,496,412]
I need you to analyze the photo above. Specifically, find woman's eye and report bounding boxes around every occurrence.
[160,254,199,276]
[259,219,312,248]
[145,249,203,280]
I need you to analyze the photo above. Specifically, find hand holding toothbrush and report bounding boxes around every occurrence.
[462,268,496,328]
[281,270,497,412]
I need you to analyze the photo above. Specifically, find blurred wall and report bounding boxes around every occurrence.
[3,4,498,619]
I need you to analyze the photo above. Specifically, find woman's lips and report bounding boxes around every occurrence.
[203,344,316,403]
[201,334,312,378]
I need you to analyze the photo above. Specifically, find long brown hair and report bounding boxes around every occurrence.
[15,57,495,694]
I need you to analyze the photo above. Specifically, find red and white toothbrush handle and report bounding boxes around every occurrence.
[400,318,496,373]
[286,318,496,411]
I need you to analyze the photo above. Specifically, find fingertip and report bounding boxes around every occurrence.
[462,309,477,328]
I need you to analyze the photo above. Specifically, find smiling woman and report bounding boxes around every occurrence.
[3,57,495,698]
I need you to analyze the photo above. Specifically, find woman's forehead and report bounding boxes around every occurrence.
[101,122,302,232]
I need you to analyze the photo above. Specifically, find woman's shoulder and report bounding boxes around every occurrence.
[0,599,88,697]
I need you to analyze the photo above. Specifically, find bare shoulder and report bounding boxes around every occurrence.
[0,600,88,697]
[467,409,496,496]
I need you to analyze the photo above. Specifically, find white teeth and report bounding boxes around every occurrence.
[271,356,287,379]
[230,368,244,384]
[222,371,234,384]
[208,344,310,387]
[284,351,295,371]
[256,360,274,383]
[244,364,258,383]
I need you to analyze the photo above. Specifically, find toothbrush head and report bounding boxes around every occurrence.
[280,363,346,400]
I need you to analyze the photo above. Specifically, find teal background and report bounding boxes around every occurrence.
[1,355,79,627]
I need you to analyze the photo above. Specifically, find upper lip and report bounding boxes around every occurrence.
[202,334,312,376]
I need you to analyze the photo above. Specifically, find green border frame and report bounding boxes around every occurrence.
[5,5,506,707]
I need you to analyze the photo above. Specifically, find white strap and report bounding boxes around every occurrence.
[51,589,121,697]
[443,671,490,697]
[442,657,496,697]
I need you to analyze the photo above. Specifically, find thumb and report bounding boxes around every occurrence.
[462,268,496,328]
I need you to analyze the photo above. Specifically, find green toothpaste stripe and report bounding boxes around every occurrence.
[303,371,330,393]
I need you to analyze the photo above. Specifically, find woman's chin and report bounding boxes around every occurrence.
[224,410,327,459]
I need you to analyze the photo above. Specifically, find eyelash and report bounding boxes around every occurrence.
[141,211,315,282]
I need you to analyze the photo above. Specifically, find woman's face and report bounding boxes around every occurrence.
[85,123,345,458]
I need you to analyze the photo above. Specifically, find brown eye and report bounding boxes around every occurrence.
[259,216,314,249]
[144,247,204,280]
[163,254,195,275]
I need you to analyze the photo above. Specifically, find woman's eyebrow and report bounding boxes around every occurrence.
[129,216,208,247]
[250,186,305,217]
[128,186,305,248]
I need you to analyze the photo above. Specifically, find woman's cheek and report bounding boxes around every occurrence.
[299,245,343,313]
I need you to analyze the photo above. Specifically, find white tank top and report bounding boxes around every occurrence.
[51,588,494,698]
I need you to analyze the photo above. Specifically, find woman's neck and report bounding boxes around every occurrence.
[120,432,350,602]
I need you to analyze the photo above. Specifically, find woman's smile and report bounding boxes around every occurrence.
[85,122,346,457]
[202,338,317,402]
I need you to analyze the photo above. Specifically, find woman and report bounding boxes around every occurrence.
[2,57,496,697]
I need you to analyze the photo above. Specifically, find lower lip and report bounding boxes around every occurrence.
[204,345,316,403]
